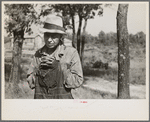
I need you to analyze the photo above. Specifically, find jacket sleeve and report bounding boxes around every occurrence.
[63,50,83,88]
[27,56,38,77]
[27,56,39,89]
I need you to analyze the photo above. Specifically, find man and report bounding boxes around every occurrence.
[27,15,83,99]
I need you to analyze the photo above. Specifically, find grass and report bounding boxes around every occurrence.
[72,85,117,99]
[83,66,145,85]
[130,68,145,85]
[5,81,34,99]
[83,43,146,85]
[5,58,34,99]
[83,67,118,81]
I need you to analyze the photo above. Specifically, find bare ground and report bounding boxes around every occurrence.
[72,76,146,99]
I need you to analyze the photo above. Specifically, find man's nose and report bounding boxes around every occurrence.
[48,37,54,43]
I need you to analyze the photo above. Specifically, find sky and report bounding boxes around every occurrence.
[26,3,148,37]
[81,3,147,36]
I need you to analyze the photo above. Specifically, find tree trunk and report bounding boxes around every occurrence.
[81,18,88,66]
[8,30,24,98]
[77,15,82,56]
[68,4,76,48]
[117,4,130,99]
[71,14,76,48]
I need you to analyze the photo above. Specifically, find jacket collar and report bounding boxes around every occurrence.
[39,44,65,61]
[54,44,65,60]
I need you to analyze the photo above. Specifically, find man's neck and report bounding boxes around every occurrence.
[44,45,58,55]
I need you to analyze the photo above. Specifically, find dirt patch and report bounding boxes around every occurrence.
[74,76,146,99]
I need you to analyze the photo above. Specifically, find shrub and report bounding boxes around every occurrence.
[92,60,109,70]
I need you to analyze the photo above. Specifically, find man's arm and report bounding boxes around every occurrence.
[63,50,83,88]
[27,56,38,89]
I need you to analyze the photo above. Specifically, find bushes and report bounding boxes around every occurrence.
[82,31,145,47]
[83,67,118,81]
[92,60,109,69]
[83,43,145,85]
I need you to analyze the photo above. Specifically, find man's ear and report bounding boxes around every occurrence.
[60,38,63,45]
[60,35,65,42]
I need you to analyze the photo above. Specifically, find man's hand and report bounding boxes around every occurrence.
[27,74,35,89]
[40,53,56,68]
[41,56,55,64]
[40,53,56,67]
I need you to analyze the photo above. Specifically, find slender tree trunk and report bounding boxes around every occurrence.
[8,30,24,98]
[71,14,76,48]
[77,16,82,56]
[68,4,76,48]
[81,18,88,66]
[117,4,130,99]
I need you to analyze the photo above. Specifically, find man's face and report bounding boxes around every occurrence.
[44,33,62,48]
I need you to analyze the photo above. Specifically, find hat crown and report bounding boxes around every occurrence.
[39,15,66,34]
[45,15,63,27]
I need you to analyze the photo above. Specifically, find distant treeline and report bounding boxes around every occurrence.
[5,31,146,47]
[67,31,146,47]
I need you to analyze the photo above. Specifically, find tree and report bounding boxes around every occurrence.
[4,4,38,98]
[135,31,146,47]
[81,18,88,65]
[117,4,130,99]
[76,4,103,65]
[68,4,76,47]
[98,31,106,44]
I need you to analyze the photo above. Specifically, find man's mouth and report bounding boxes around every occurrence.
[48,43,55,45]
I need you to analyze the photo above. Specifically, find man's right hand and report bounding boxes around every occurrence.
[40,53,56,68]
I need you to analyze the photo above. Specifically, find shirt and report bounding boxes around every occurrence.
[27,44,83,89]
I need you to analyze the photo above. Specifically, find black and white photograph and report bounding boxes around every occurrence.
[1,1,149,120]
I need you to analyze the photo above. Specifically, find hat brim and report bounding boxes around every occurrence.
[39,28,66,35]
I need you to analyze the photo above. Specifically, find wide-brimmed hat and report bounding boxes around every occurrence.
[39,15,66,35]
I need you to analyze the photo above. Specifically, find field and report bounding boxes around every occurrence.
[4,41,146,99]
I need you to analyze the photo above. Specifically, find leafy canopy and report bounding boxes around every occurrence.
[4,4,38,36]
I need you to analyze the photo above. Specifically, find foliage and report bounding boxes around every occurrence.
[92,60,109,69]
[129,31,146,47]
[4,4,38,35]
[83,31,146,47]
[51,4,103,25]
[97,31,117,45]
[38,4,53,17]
